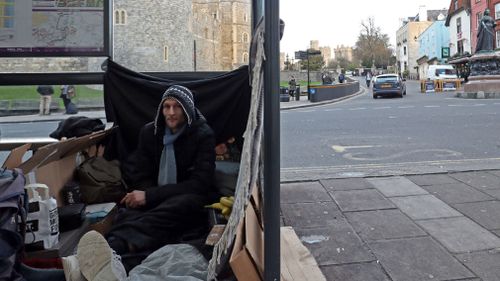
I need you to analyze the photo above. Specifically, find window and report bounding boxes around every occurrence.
[454,0,458,10]
[163,46,169,62]
[456,17,461,34]
[403,46,407,56]
[475,0,480,3]
[497,30,500,49]
[242,52,249,63]
[242,32,249,43]
[0,0,15,28]
[243,13,248,22]
[114,9,127,25]
[496,4,500,19]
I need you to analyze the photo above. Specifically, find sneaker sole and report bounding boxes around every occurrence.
[77,231,113,281]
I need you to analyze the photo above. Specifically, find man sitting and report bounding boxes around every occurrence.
[66,85,216,281]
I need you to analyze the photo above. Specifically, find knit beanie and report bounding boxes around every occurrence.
[154,85,196,135]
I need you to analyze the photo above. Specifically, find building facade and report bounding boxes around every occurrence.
[417,19,449,79]
[445,0,472,56]
[396,20,432,78]
[488,0,500,49]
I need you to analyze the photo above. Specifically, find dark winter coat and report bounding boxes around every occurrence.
[124,110,216,208]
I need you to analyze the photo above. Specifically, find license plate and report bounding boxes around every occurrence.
[381,84,392,88]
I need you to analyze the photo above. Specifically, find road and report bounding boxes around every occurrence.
[281,80,500,180]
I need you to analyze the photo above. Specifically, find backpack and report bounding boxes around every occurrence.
[0,169,27,281]
[66,102,78,115]
[76,157,126,204]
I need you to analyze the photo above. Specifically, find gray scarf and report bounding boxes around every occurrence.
[157,125,185,186]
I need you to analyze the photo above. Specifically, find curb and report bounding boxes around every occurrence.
[280,87,366,111]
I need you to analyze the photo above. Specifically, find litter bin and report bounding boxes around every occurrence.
[280,87,290,102]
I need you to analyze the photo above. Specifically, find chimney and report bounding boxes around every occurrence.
[418,5,427,21]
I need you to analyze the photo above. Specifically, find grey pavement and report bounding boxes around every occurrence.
[0,110,106,124]
[282,171,500,281]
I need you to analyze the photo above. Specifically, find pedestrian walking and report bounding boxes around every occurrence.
[338,72,345,83]
[288,75,296,97]
[36,85,54,115]
[366,72,372,87]
[60,85,78,114]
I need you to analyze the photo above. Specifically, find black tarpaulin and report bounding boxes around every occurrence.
[103,60,251,161]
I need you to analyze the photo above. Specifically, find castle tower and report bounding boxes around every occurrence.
[113,0,194,72]
[219,0,251,70]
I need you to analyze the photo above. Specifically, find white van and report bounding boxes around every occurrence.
[426,65,458,80]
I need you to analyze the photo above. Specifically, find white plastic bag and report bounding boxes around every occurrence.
[25,183,59,249]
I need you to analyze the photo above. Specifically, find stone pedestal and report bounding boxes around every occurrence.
[464,51,500,95]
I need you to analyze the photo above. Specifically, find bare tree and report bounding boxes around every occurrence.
[354,17,395,69]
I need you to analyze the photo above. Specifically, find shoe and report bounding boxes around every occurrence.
[76,231,127,281]
[62,255,87,281]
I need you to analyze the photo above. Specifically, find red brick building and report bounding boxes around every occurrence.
[488,0,500,49]
[470,0,489,51]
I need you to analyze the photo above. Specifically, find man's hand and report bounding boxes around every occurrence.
[120,190,146,209]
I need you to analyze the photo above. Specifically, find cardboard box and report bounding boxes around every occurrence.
[4,126,115,206]
[229,201,264,281]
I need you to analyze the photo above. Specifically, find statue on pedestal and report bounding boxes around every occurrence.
[475,9,497,53]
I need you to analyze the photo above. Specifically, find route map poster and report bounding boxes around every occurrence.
[0,0,106,56]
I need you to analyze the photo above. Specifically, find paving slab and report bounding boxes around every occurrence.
[281,202,342,229]
[330,189,395,212]
[417,217,500,253]
[320,262,390,281]
[481,189,500,200]
[345,209,427,241]
[367,176,428,197]
[450,171,500,190]
[453,201,500,230]
[406,174,459,186]
[280,182,331,204]
[320,178,374,191]
[487,170,500,178]
[492,229,500,237]
[390,194,462,220]
[295,224,375,266]
[456,250,500,281]
[370,237,475,281]
[421,182,494,204]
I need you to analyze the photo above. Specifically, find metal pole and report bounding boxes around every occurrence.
[307,51,310,100]
[193,40,197,72]
[106,0,113,59]
[264,0,280,280]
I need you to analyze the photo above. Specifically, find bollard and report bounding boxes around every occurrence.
[295,85,300,101]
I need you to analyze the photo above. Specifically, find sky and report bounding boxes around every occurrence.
[280,0,451,59]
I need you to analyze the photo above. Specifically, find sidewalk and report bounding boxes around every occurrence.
[281,170,500,281]
[0,110,106,124]
[280,88,365,111]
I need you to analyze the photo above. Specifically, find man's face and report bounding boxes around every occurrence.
[162,98,186,131]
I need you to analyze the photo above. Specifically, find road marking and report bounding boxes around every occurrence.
[448,104,464,107]
[343,149,462,161]
[373,106,391,110]
[324,108,343,112]
[332,145,382,153]
[398,106,414,109]
[473,104,486,106]
[349,107,366,111]
[494,103,500,105]
[388,116,397,119]
[298,110,315,113]
[424,105,440,108]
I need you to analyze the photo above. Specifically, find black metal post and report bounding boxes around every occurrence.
[264,0,280,280]
[193,40,197,72]
[307,50,310,100]
[106,0,113,59]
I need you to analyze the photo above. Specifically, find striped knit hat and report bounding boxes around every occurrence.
[154,85,195,135]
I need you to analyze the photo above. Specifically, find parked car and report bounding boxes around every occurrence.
[372,74,406,99]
